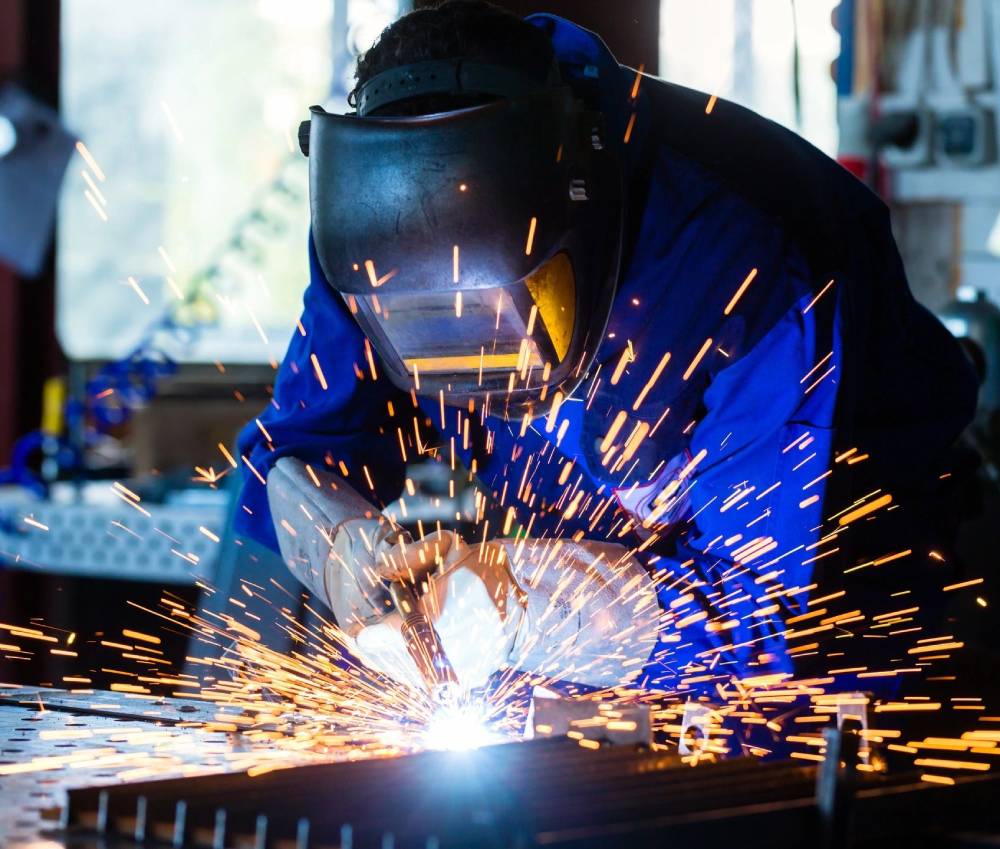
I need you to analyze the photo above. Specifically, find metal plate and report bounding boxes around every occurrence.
[0,687,327,847]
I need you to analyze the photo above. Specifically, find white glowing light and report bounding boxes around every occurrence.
[942,317,969,339]
[422,702,504,752]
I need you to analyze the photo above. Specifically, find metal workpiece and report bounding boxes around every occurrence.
[55,729,1000,849]
[0,687,331,848]
[529,692,652,746]
[4,688,1000,848]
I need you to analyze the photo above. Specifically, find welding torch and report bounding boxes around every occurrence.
[388,578,460,703]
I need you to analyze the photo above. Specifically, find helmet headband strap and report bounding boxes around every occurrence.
[354,58,557,116]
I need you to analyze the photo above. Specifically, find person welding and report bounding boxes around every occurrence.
[237,2,978,698]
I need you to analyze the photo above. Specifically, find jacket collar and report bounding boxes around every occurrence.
[526,13,651,166]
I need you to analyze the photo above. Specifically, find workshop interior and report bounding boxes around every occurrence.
[3,0,1000,847]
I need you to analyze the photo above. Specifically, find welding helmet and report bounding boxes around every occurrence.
[300,58,623,413]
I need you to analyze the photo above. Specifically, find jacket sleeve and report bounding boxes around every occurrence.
[233,237,410,551]
[641,243,842,689]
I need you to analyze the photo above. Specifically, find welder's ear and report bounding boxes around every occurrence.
[298,119,311,156]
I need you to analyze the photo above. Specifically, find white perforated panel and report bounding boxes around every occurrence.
[0,501,226,583]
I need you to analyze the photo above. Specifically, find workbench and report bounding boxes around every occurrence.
[0,686,331,847]
[3,685,1000,849]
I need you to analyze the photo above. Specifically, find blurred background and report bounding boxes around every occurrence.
[1,0,998,686]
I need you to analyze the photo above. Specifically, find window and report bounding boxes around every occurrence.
[659,0,839,155]
[57,1,398,364]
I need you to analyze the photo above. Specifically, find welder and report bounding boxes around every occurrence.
[238,2,978,697]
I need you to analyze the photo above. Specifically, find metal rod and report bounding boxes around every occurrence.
[388,581,459,699]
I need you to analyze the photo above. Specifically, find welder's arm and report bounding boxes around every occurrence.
[266,457,405,636]
[644,284,839,681]
[235,236,409,552]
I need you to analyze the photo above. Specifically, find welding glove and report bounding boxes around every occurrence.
[268,457,660,691]
[267,458,509,686]
[354,534,662,692]
[266,456,404,636]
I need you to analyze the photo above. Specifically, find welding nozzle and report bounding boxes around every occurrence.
[388,580,460,701]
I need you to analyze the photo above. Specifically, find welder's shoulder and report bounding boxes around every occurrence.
[642,78,882,269]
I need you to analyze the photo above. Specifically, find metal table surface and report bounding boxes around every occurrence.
[6,688,1000,849]
[0,686,331,848]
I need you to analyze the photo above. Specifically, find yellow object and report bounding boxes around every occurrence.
[524,252,575,362]
[41,377,66,437]
[405,351,539,374]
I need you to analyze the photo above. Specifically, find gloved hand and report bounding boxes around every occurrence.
[355,534,662,691]
[267,457,661,691]
[353,530,528,691]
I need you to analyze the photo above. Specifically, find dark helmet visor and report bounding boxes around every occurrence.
[303,82,622,411]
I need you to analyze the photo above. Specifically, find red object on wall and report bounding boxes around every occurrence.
[836,153,891,200]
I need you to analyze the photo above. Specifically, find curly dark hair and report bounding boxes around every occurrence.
[350,0,555,115]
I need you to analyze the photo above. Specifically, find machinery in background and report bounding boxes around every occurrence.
[0,83,74,277]
[938,286,1000,472]
[837,0,1000,312]
[0,482,225,584]
[839,7,1000,639]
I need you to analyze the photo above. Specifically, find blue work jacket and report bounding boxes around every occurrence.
[235,16,977,693]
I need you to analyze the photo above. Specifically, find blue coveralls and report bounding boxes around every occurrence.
[235,16,977,694]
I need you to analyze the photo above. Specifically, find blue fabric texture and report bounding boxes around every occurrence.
[235,16,977,694]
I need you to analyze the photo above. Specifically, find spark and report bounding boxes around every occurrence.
[633,352,671,410]
[192,466,228,484]
[218,442,238,468]
[246,304,270,345]
[75,140,106,181]
[157,245,177,272]
[84,190,108,221]
[682,337,713,381]
[723,267,758,316]
[629,64,645,100]
[364,259,397,288]
[159,99,185,143]
[81,170,106,205]
[310,353,328,390]
[199,526,221,543]
[838,493,893,526]
[624,112,637,143]
[803,279,835,314]
[122,629,161,645]
[943,578,984,592]
[610,340,635,385]
[422,700,502,751]
[165,276,184,299]
[126,276,149,305]
[525,217,538,256]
